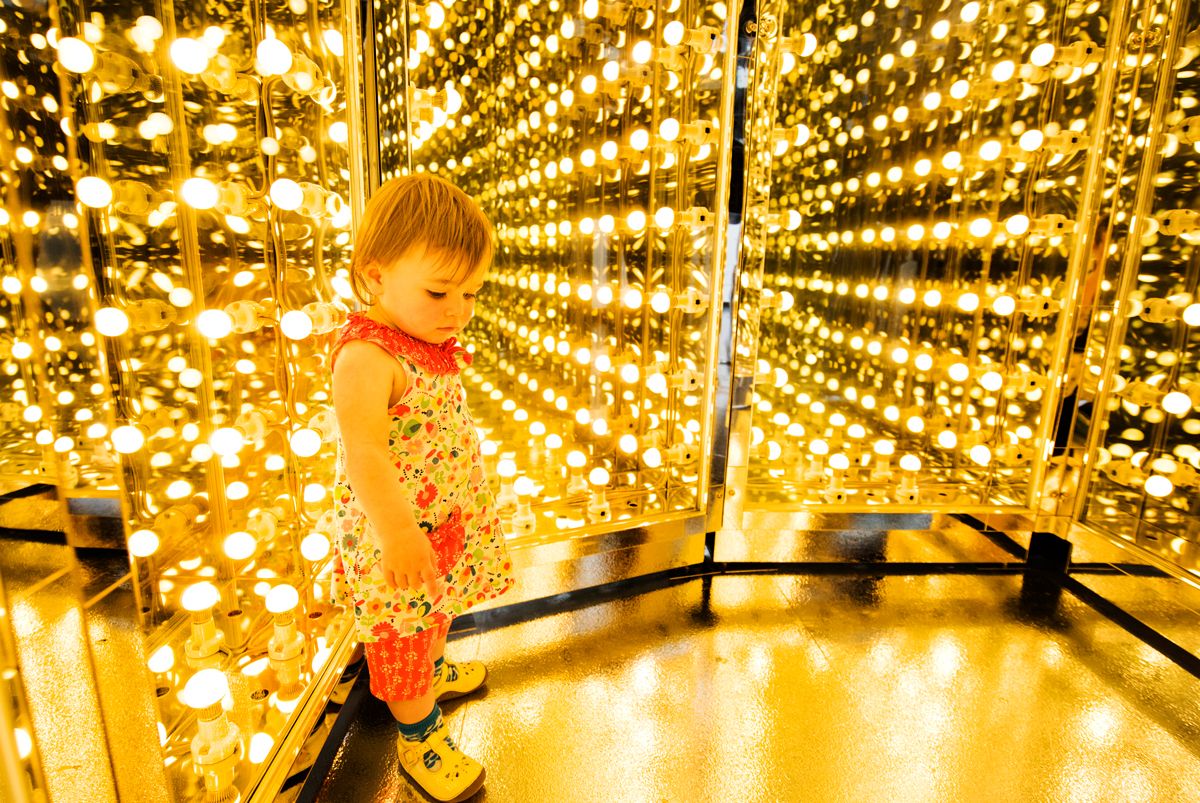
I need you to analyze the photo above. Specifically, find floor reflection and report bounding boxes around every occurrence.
[316,573,1200,802]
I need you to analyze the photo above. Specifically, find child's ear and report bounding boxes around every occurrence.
[362,263,384,292]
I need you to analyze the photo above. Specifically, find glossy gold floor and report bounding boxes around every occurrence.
[314,570,1200,802]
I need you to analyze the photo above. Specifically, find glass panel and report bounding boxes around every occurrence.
[374,1,737,535]
[2,0,362,798]
[1081,0,1200,572]
[735,0,1116,512]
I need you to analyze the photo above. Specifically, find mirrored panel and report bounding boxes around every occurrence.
[733,0,1113,512]
[1080,0,1200,573]
[3,0,362,798]
[373,0,737,536]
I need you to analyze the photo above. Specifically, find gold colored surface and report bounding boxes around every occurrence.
[731,0,1121,512]
[317,573,1200,801]
[373,1,737,536]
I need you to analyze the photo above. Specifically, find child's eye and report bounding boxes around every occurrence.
[427,291,447,299]
[464,293,477,300]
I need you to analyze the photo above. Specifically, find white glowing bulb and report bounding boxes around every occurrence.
[224,531,257,560]
[588,467,610,486]
[632,40,653,64]
[663,21,685,47]
[280,310,314,339]
[271,178,304,210]
[181,668,228,710]
[1145,475,1174,498]
[128,529,160,558]
[626,210,647,231]
[94,307,130,337]
[1005,215,1031,236]
[147,645,174,674]
[829,454,850,471]
[1182,304,1200,327]
[968,219,993,238]
[1030,43,1056,68]
[111,425,145,454]
[1018,129,1045,152]
[170,37,210,74]
[979,140,1003,161]
[76,176,113,208]
[970,445,992,465]
[256,37,293,75]
[181,582,220,613]
[266,584,300,614]
[874,440,895,456]
[497,459,518,479]
[329,121,349,144]
[1162,391,1192,416]
[209,427,244,456]
[566,451,587,470]
[196,309,233,339]
[992,295,1017,316]
[250,733,275,764]
[980,371,1004,391]
[301,532,331,562]
[290,428,322,457]
[181,177,219,209]
[654,207,676,231]
[513,476,536,497]
[991,60,1016,82]
[57,37,95,72]
[659,118,680,142]
[899,455,922,472]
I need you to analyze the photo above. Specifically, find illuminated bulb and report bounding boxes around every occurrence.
[181,177,219,210]
[626,210,647,232]
[992,295,1017,316]
[111,425,145,454]
[196,309,234,339]
[209,427,244,456]
[76,176,113,208]
[290,428,322,457]
[223,531,257,561]
[94,307,130,337]
[968,219,993,238]
[256,37,293,75]
[991,60,1016,82]
[182,582,225,662]
[1018,129,1045,152]
[1030,43,1056,68]
[622,287,643,309]
[128,529,160,558]
[663,21,685,47]
[980,371,1005,392]
[970,445,992,466]
[1005,215,1030,236]
[1182,304,1200,326]
[300,532,331,562]
[1162,391,1192,416]
[280,310,314,339]
[58,37,96,72]
[270,179,304,210]
[654,207,675,230]
[1145,475,1174,498]
[170,37,210,74]
[659,118,680,142]
[979,140,1003,161]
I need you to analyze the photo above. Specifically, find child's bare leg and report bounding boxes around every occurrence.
[388,685,436,724]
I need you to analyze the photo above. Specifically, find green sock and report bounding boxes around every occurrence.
[397,706,444,770]
[434,657,458,682]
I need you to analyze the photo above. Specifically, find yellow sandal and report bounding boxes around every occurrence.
[397,721,485,802]
[434,659,487,701]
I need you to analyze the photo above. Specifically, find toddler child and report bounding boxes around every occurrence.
[330,173,514,802]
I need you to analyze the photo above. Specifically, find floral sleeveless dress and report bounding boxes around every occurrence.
[330,312,514,641]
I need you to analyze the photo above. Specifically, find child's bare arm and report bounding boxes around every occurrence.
[332,341,440,594]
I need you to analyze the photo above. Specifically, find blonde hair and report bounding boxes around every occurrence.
[350,173,494,304]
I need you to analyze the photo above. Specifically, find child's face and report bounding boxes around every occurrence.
[365,243,485,344]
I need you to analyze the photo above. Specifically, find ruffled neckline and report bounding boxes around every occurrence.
[335,312,472,375]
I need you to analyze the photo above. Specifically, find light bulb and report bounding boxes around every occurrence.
[899,455,922,472]
[181,177,219,209]
[170,37,210,74]
[1030,43,1056,68]
[270,178,304,210]
[290,428,322,457]
[209,427,244,456]
[196,309,233,339]
[111,425,145,454]
[1145,475,1174,498]
[280,310,314,339]
[663,21,685,47]
[1162,391,1192,416]
[566,451,587,469]
[182,582,220,613]
[76,176,113,208]
[223,531,257,561]
[181,668,228,710]
[256,37,293,75]
[1005,215,1031,236]
[58,37,96,72]
[128,529,160,558]
[589,467,610,486]
[301,532,331,561]
[970,445,992,465]
[265,584,300,614]
[497,459,518,479]
[513,476,536,496]
[94,307,130,336]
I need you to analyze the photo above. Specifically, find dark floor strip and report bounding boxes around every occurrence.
[295,672,371,803]
[1061,574,1200,680]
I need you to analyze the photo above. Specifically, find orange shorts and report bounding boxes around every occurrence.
[363,616,452,701]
